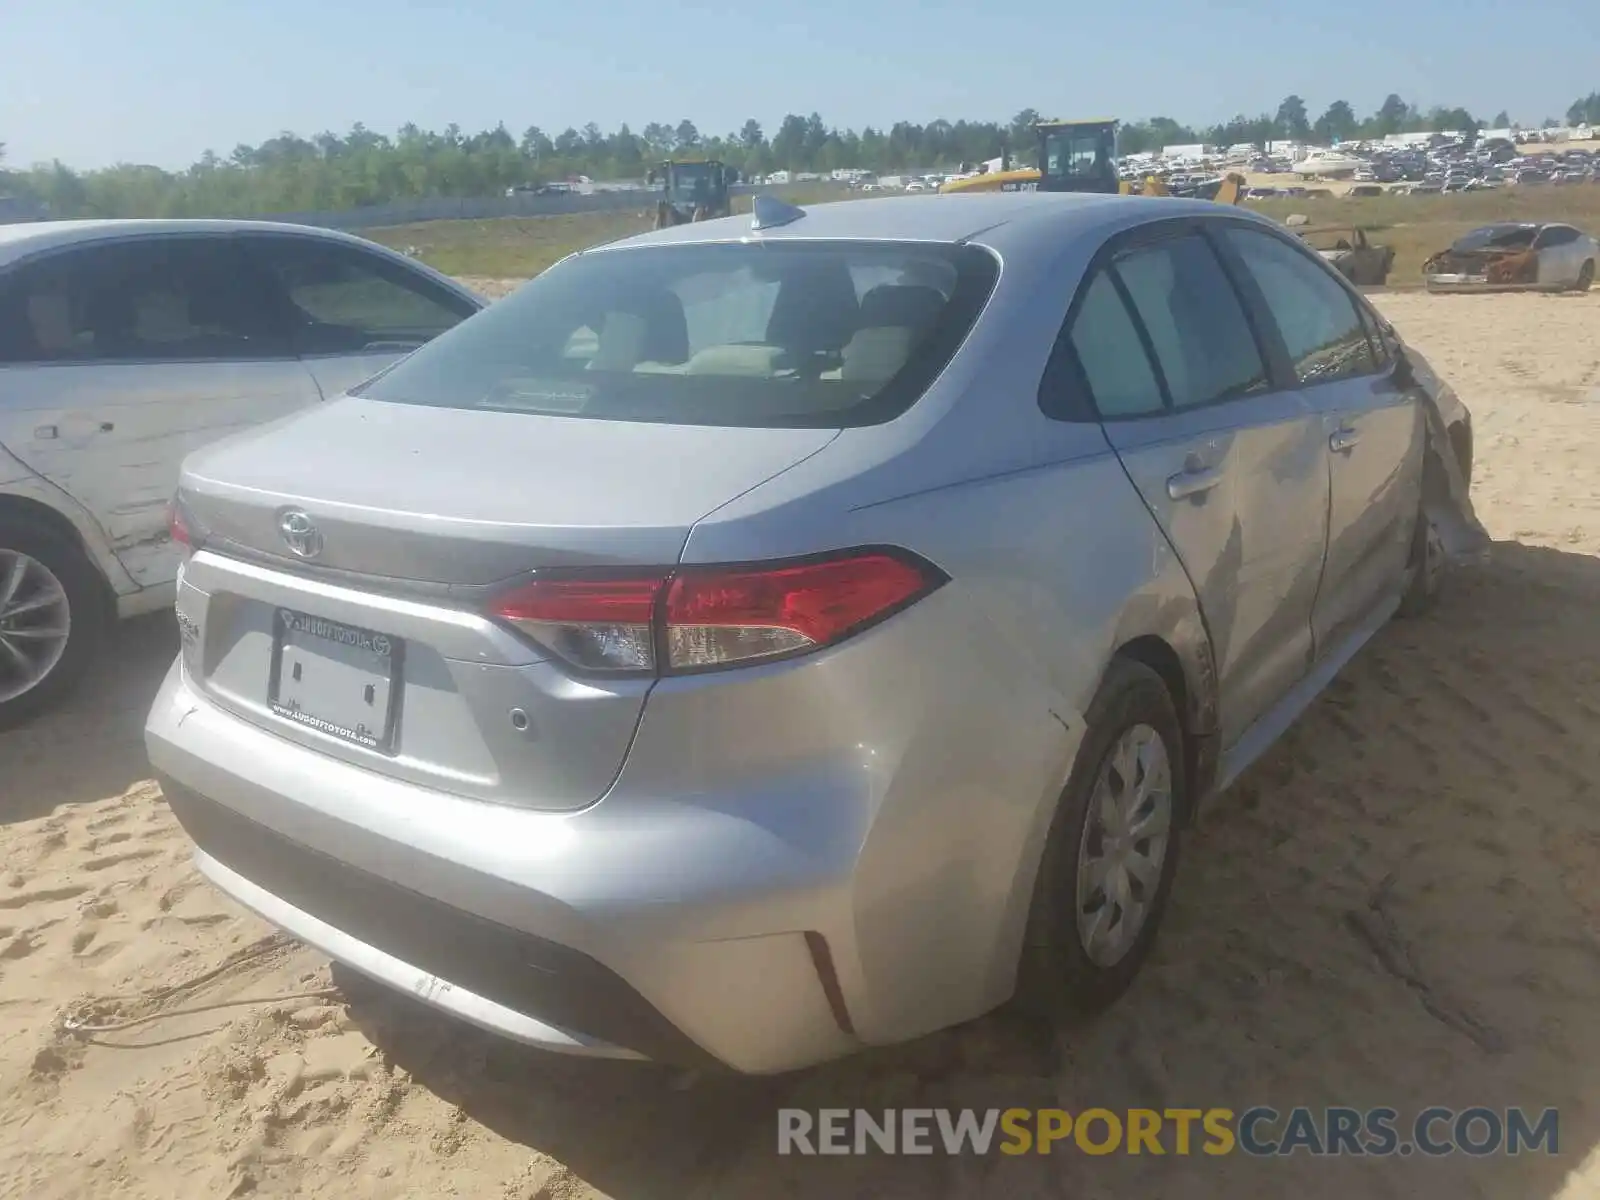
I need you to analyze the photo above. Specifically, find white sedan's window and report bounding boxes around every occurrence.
[0,239,284,364]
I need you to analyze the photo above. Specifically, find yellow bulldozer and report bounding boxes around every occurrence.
[647,158,738,228]
[939,118,1246,205]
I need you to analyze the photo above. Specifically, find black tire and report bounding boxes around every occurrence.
[1015,658,1186,1017]
[1574,260,1594,293]
[1397,506,1445,618]
[0,519,108,731]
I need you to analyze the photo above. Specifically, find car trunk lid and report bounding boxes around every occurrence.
[175,396,837,811]
[180,396,837,580]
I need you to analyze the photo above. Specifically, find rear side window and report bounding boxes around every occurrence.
[244,237,477,355]
[1110,233,1268,410]
[0,238,284,364]
[1533,225,1578,248]
[1223,227,1378,386]
[1065,272,1163,418]
[355,241,999,428]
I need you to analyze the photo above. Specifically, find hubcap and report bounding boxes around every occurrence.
[0,550,72,705]
[1075,723,1173,967]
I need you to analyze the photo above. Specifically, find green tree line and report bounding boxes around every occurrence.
[1568,93,1600,126]
[0,92,1592,220]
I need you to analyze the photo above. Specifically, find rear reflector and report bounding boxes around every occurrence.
[489,548,944,676]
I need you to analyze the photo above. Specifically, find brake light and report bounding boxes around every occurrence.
[488,549,944,675]
[664,553,936,670]
[168,499,195,558]
[493,576,662,673]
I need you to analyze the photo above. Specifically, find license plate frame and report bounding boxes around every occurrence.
[267,608,404,753]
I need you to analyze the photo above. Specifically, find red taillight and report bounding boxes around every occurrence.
[168,499,194,558]
[493,575,663,673]
[664,552,936,670]
[488,549,944,676]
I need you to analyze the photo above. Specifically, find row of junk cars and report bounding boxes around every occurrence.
[1235,138,1600,199]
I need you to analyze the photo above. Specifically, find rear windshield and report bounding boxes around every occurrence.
[354,239,999,428]
[1451,225,1537,252]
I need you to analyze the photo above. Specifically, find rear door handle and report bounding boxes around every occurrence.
[1330,427,1361,453]
[1166,465,1223,500]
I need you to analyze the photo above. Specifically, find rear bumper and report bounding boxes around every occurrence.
[161,780,703,1065]
[146,576,1082,1072]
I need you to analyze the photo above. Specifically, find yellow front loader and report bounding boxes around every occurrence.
[940,119,1245,205]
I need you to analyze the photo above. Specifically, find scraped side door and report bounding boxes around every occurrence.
[1531,225,1584,286]
[0,236,321,589]
[1218,224,1421,658]
[1069,222,1331,746]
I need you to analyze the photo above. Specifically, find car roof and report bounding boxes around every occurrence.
[588,192,1271,258]
[0,217,402,269]
[1466,221,1541,234]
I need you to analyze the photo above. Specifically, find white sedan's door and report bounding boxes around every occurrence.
[1534,225,1587,286]
[0,236,322,589]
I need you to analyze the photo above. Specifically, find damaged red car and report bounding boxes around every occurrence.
[1423,222,1597,293]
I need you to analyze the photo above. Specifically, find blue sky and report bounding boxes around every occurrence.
[4,0,1597,169]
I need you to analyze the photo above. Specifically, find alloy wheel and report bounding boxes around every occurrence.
[0,549,73,705]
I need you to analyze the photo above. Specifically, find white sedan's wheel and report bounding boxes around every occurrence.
[0,550,73,705]
[0,521,106,730]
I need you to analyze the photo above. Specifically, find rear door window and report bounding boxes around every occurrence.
[1532,225,1578,248]
[1110,232,1268,410]
[0,237,285,364]
[1222,227,1378,386]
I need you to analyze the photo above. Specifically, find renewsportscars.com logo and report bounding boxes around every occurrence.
[777,1107,1561,1157]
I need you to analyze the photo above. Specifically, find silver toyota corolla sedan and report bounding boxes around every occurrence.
[146,192,1475,1074]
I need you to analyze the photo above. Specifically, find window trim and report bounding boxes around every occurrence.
[1037,215,1275,425]
[0,233,301,368]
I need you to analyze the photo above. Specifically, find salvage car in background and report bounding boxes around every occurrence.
[0,220,484,726]
[1298,224,1395,286]
[1424,222,1598,292]
[150,193,1475,1074]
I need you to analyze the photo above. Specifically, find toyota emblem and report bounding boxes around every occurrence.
[278,510,324,559]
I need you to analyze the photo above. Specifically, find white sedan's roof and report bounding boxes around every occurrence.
[0,217,384,268]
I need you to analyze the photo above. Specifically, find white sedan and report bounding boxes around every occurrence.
[1423,221,1598,292]
[0,219,484,726]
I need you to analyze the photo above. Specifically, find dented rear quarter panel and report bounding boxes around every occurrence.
[0,443,141,598]
[0,357,322,591]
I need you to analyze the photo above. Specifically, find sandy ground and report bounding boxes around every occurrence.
[2,289,1599,1199]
